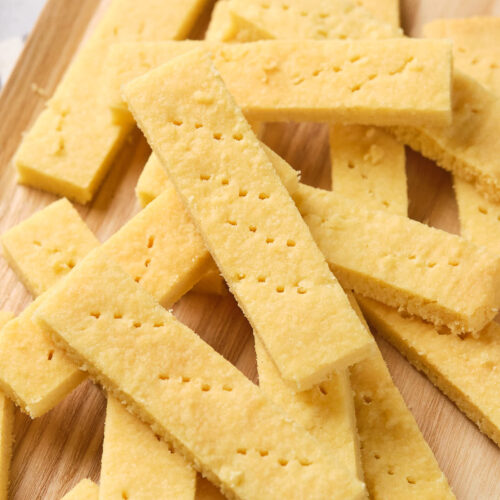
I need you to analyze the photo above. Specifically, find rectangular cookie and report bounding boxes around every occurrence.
[0,200,99,416]
[13,0,210,204]
[389,70,500,202]
[424,18,500,255]
[1,198,99,297]
[107,39,452,127]
[293,183,500,335]
[0,192,211,415]
[255,337,363,479]
[35,249,366,500]
[61,479,99,500]
[100,397,196,500]
[346,295,454,499]
[330,124,407,216]
[123,48,375,390]
[358,296,500,448]
[226,0,401,41]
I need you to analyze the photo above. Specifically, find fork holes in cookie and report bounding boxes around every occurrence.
[276,286,284,293]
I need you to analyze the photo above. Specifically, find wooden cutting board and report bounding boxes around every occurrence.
[0,0,499,498]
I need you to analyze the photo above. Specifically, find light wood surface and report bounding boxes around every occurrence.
[0,1,499,498]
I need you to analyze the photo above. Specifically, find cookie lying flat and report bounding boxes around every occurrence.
[424,17,500,95]
[35,250,366,500]
[330,125,407,216]
[124,48,375,390]
[108,39,452,128]
[390,71,500,202]
[0,201,98,416]
[13,0,211,204]
[61,479,98,500]
[346,295,455,500]
[0,312,14,500]
[255,337,363,479]
[100,397,196,500]
[424,18,500,256]
[293,183,500,335]
[0,192,212,416]
[1,199,98,297]
[226,0,400,41]
[358,297,500,448]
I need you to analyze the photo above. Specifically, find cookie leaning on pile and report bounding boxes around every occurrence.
[1,0,499,498]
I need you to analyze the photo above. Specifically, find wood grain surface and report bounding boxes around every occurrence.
[0,1,499,498]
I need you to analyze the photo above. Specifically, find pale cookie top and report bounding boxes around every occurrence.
[123,48,374,389]
[107,39,452,127]
[390,70,500,203]
[227,0,401,40]
[424,17,500,96]
[1,198,99,297]
[100,398,196,500]
[255,337,362,479]
[347,294,454,499]
[358,296,500,449]
[36,250,366,500]
[13,0,211,204]
[102,186,213,308]
[330,124,407,216]
[355,0,400,27]
[294,184,500,334]
[60,479,98,500]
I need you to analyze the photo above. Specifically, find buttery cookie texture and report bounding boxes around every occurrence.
[0,312,14,500]
[294,184,500,335]
[225,0,401,41]
[61,479,99,500]
[123,48,376,390]
[329,124,407,215]
[13,0,211,203]
[35,250,366,500]
[107,39,452,127]
[100,397,196,500]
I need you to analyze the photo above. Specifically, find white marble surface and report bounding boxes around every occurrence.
[0,0,46,88]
